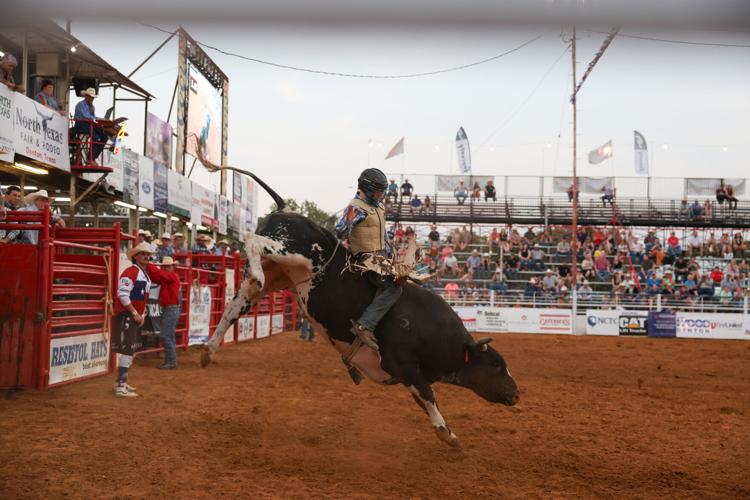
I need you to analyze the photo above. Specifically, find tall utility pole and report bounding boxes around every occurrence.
[570,27,579,289]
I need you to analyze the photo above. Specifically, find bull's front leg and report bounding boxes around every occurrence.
[406,382,461,448]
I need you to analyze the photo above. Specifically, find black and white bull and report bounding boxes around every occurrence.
[201,175,519,447]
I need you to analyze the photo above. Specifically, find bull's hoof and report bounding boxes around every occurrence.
[200,346,213,368]
[435,426,461,448]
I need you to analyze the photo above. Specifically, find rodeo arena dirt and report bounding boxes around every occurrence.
[3,10,750,500]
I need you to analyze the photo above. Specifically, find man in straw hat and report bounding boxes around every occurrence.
[155,232,174,263]
[112,242,154,397]
[146,256,182,369]
[17,190,65,245]
[191,233,213,255]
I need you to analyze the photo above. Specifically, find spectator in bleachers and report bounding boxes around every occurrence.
[399,179,413,203]
[555,239,571,261]
[542,269,558,292]
[0,185,22,244]
[686,230,702,257]
[645,271,661,296]
[440,248,458,278]
[421,195,431,215]
[155,232,174,262]
[683,272,698,294]
[725,184,738,209]
[470,182,481,201]
[428,224,440,244]
[523,227,536,244]
[688,200,703,220]
[697,276,715,298]
[709,266,724,285]
[715,182,728,206]
[444,281,459,304]
[509,229,521,250]
[458,225,472,250]
[581,253,596,281]
[720,272,739,292]
[726,259,740,278]
[651,244,666,267]
[662,269,676,294]
[530,244,545,271]
[518,243,531,270]
[466,249,481,273]
[720,232,732,258]
[628,234,644,265]
[484,180,497,202]
[718,285,733,305]
[387,179,398,203]
[702,199,712,218]
[409,194,422,214]
[459,263,475,286]
[643,230,657,254]
[504,252,520,280]
[172,233,187,254]
[489,270,508,293]
[1,53,25,93]
[488,227,499,254]
[594,252,611,281]
[498,229,509,253]
[578,280,593,301]
[592,227,605,248]
[732,232,745,259]
[601,186,615,207]
[524,277,541,298]
[666,231,682,258]
[17,190,66,244]
[454,182,468,205]
[35,79,64,113]
[566,183,578,203]
[576,226,588,246]
[538,229,553,245]
[674,256,689,282]
[705,232,719,257]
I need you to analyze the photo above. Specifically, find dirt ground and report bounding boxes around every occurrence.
[1,332,749,499]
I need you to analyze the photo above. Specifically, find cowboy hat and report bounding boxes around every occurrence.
[217,239,230,246]
[80,87,97,98]
[126,242,155,260]
[196,233,212,241]
[24,190,50,204]
[155,256,176,266]
[171,232,184,238]
[161,232,172,239]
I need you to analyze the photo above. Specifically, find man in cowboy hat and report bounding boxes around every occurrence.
[17,190,65,245]
[155,232,174,263]
[146,256,182,369]
[112,242,154,397]
[191,233,213,255]
[74,87,117,165]
[214,239,230,256]
[172,232,187,254]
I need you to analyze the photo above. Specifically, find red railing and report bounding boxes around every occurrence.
[69,118,113,173]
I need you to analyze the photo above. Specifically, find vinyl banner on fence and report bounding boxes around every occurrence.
[142,286,162,335]
[0,84,14,163]
[137,155,155,210]
[685,178,745,197]
[435,175,494,192]
[451,306,477,332]
[13,93,70,171]
[475,307,573,334]
[648,311,676,338]
[618,311,648,336]
[218,195,228,234]
[153,164,168,214]
[675,312,747,340]
[122,149,140,206]
[585,309,620,336]
[189,285,211,345]
[48,332,110,386]
[167,169,191,218]
[553,177,614,194]
[272,314,284,334]
[256,314,271,339]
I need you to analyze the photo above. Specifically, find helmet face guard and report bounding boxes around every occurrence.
[358,168,388,205]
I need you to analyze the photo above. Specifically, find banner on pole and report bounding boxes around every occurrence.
[553,176,613,194]
[633,131,649,175]
[167,169,191,218]
[685,178,745,197]
[384,137,404,160]
[137,155,155,210]
[588,140,612,165]
[455,127,472,173]
[153,164,168,214]
[145,112,172,170]
[0,85,14,163]
[122,149,140,206]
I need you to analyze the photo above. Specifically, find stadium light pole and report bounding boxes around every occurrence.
[570,26,579,291]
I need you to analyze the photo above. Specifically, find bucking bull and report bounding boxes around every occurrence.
[199,164,519,447]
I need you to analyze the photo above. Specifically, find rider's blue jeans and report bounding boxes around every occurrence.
[358,273,402,331]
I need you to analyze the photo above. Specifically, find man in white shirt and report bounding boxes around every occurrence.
[687,230,703,257]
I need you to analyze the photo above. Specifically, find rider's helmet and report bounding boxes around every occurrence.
[357,168,388,206]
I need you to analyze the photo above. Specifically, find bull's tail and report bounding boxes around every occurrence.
[190,133,286,211]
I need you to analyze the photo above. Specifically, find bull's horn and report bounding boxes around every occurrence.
[189,133,286,212]
[474,337,493,351]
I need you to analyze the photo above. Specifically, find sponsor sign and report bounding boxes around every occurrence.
[188,285,211,345]
[153,164,168,214]
[458,307,572,335]
[539,312,572,333]
[218,195,228,235]
[675,312,746,340]
[122,149,140,206]
[137,155,155,210]
[585,309,620,336]
[476,308,508,332]
[452,306,477,332]
[84,149,125,191]
[186,63,223,164]
[167,169,191,218]
[145,112,172,170]
[48,333,109,386]
[272,313,284,334]
[237,316,255,342]
[13,93,70,171]
[0,84,14,163]
[256,314,271,339]
[648,311,676,338]
[142,284,162,335]
[619,312,648,336]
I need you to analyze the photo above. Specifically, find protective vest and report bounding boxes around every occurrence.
[349,197,385,255]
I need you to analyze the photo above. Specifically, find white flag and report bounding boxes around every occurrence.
[385,137,404,160]
[588,140,613,165]
[633,130,649,175]
[455,127,472,174]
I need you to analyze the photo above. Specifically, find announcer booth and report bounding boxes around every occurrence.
[0,207,130,390]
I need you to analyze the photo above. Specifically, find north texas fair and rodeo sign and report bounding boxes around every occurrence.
[12,93,70,171]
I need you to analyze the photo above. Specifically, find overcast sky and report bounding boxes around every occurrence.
[68,21,750,213]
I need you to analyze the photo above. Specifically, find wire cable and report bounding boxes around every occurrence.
[586,29,750,48]
[137,21,544,79]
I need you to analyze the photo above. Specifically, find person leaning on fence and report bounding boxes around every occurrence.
[113,242,154,397]
[154,232,174,262]
[725,184,738,209]
[17,190,65,244]
[146,256,181,370]
[0,185,22,244]
[35,79,64,114]
[0,53,25,93]
[601,186,615,207]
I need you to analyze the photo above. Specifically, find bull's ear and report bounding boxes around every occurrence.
[470,337,493,353]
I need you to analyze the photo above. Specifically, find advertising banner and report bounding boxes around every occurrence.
[142,285,162,335]
[476,308,509,333]
[237,316,255,342]
[452,306,478,332]
[436,175,494,192]
[455,127,472,173]
[186,63,223,163]
[48,333,109,386]
[0,84,14,163]
[472,307,573,334]
[167,169,191,218]
[554,177,614,194]
[272,314,284,334]
[256,314,271,339]
[202,189,218,228]
[188,285,211,345]
[153,164,168,214]
[218,195,228,235]
[675,312,746,340]
[13,93,70,171]
[585,309,620,336]
[648,311,676,338]
[137,155,155,210]
[103,149,125,192]
[633,131,649,175]
[190,181,202,225]
[618,311,648,336]
[145,112,172,170]
[122,149,140,206]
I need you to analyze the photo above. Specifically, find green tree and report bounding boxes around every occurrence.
[259,198,336,232]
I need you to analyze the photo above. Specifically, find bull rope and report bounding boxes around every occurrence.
[290,239,342,288]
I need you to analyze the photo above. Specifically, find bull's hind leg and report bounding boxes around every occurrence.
[404,376,460,448]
